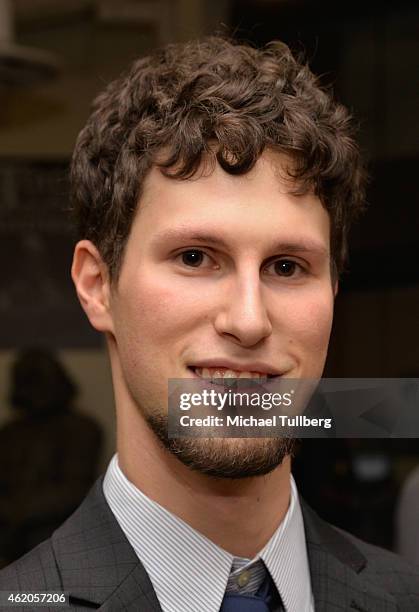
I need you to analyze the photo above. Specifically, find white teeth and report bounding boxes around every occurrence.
[222,370,236,378]
[194,367,268,381]
[213,369,225,379]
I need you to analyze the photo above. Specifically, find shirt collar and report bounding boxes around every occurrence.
[103,454,312,612]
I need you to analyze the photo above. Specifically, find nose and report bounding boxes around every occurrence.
[214,272,273,347]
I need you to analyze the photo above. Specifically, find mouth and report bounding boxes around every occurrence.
[187,366,279,382]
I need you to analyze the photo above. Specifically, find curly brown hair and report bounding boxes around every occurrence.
[71,36,366,281]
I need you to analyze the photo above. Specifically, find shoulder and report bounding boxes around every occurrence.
[341,525,419,578]
[0,478,107,589]
[0,538,60,590]
[332,522,419,607]
[0,478,149,610]
[301,498,419,608]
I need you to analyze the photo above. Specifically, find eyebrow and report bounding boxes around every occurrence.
[150,228,329,257]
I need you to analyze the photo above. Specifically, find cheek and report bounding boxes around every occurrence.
[114,272,201,349]
[281,288,334,350]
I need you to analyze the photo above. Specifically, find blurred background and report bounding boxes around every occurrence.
[0,0,418,566]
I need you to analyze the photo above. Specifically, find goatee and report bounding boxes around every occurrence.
[146,413,295,479]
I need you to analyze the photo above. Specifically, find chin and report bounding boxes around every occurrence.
[145,412,295,479]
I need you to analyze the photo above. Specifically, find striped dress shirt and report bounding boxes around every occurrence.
[103,454,314,612]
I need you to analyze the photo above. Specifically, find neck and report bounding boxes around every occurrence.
[117,411,292,558]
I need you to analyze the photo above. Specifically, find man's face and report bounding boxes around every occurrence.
[105,151,335,478]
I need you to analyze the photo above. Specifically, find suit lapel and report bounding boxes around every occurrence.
[51,478,162,611]
[97,563,162,611]
[301,499,398,612]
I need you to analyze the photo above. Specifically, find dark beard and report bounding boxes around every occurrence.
[145,412,296,479]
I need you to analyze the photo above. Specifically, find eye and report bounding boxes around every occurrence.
[265,259,304,277]
[179,249,207,267]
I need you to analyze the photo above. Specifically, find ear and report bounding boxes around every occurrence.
[333,279,339,298]
[71,240,115,333]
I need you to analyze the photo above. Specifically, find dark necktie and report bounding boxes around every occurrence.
[219,571,279,611]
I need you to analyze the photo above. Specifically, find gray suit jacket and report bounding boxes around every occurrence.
[1,477,419,611]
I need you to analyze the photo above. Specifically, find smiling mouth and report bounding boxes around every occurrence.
[188,366,279,382]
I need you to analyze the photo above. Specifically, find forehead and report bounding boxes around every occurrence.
[131,150,330,253]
